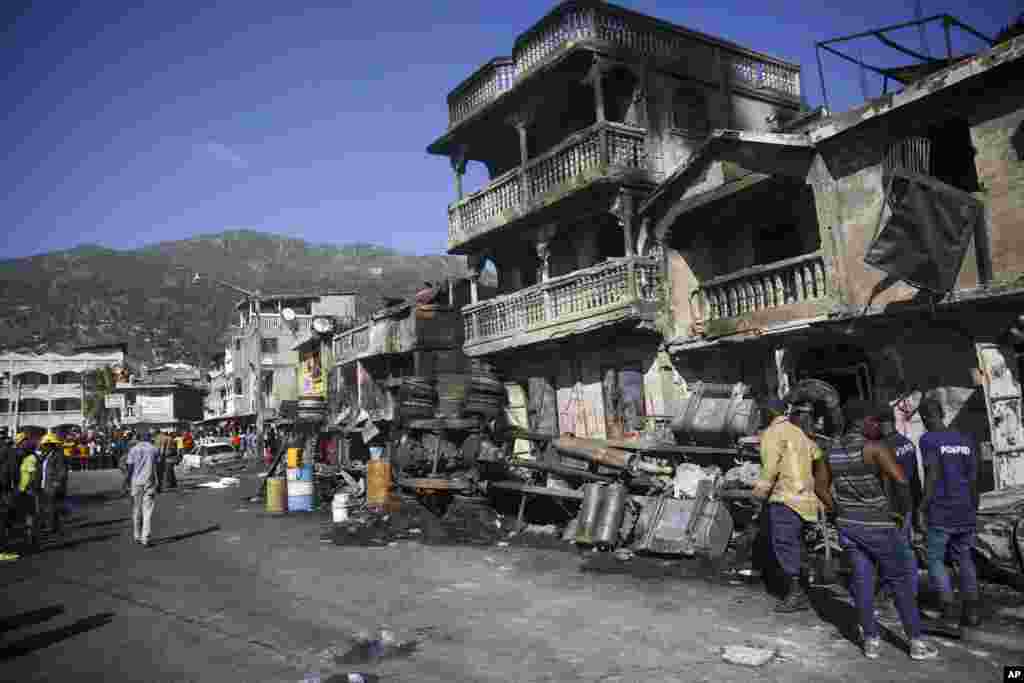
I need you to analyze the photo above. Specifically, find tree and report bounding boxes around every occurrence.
[995,14,1024,44]
[83,366,117,427]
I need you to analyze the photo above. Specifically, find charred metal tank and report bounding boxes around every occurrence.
[576,483,604,546]
[670,382,761,446]
[594,483,628,551]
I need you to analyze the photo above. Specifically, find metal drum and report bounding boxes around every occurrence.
[575,483,604,546]
[670,382,760,446]
[287,479,315,512]
[367,460,392,510]
[287,463,314,482]
[265,477,287,514]
[287,447,304,469]
[594,483,628,550]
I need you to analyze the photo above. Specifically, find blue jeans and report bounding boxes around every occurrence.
[926,526,978,601]
[768,503,805,579]
[839,523,922,640]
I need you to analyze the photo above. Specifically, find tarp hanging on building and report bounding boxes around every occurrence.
[864,168,983,293]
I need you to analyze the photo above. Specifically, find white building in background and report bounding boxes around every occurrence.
[0,344,128,433]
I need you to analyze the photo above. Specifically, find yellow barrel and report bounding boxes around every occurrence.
[366,460,392,508]
[265,477,288,514]
[287,447,303,469]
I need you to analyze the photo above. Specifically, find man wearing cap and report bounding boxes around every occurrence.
[126,431,161,547]
[753,397,824,612]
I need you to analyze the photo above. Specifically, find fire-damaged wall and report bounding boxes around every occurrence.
[495,331,665,442]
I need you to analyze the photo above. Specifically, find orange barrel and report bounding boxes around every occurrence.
[366,460,392,509]
[287,447,303,469]
[265,477,287,514]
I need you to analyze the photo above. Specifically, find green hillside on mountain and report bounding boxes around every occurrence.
[0,231,471,366]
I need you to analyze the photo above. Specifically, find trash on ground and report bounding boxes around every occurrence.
[497,541,509,547]
[199,477,241,489]
[614,548,635,561]
[521,524,558,536]
[0,553,19,561]
[721,645,775,667]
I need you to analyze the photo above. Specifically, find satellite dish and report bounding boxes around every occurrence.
[312,317,334,334]
[281,308,296,322]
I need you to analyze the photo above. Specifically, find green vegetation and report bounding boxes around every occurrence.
[0,231,471,365]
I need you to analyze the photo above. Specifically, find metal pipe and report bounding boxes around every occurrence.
[818,14,946,46]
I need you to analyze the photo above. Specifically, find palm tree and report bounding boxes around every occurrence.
[83,366,117,427]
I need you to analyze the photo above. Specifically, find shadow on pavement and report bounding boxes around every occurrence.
[807,585,910,652]
[150,524,221,547]
[0,605,65,633]
[0,612,114,660]
[37,532,121,554]
[69,517,131,531]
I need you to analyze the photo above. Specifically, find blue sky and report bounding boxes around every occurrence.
[1,0,1014,260]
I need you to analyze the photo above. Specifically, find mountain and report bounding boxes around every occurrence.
[0,230,474,366]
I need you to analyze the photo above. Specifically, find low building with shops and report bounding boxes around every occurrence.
[111,381,205,431]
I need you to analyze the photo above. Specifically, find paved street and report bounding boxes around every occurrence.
[1,466,1020,682]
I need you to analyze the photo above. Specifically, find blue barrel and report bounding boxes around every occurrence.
[287,480,315,512]
[296,463,314,481]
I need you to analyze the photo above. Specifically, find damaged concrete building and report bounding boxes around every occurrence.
[428,2,1024,496]
[427,0,805,446]
[642,30,1024,492]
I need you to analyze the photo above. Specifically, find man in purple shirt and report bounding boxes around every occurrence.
[918,396,980,633]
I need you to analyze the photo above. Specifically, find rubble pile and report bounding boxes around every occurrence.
[331,496,504,547]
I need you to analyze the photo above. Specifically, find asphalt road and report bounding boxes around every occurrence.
[1,466,1021,682]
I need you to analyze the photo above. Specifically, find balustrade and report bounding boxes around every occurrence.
[447,2,800,127]
[464,257,660,345]
[333,324,371,363]
[449,122,650,246]
[700,252,827,321]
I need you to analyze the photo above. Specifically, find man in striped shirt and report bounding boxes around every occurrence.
[815,399,937,661]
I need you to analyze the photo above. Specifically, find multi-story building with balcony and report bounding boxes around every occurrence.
[427,0,803,439]
[230,292,356,424]
[640,25,1024,489]
[0,344,128,434]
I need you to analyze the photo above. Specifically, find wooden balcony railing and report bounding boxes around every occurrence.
[699,251,827,321]
[464,257,661,345]
[449,121,651,247]
[448,58,516,127]
[332,323,371,365]
[446,1,800,127]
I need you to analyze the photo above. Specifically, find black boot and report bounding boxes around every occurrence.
[962,597,982,627]
[775,576,810,612]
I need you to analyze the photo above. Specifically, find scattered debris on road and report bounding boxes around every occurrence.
[721,645,775,667]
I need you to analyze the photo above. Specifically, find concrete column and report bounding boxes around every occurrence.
[586,57,607,123]
[611,190,636,257]
[450,145,468,200]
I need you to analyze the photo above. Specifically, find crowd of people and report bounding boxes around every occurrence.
[753,395,981,661]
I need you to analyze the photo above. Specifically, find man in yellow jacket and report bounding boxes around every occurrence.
[752,398,825,612]
[17,439,41,548]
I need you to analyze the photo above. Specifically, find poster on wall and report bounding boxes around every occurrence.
[300,351,322,396]
[137,395,173,422]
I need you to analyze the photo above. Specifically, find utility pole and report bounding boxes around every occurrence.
[178,267,264,462]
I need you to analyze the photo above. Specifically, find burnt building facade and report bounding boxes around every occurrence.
[427,0,804,443]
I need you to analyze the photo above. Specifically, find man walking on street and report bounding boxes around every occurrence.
[126,431,161,547]
[753,398,824,612]
[815,399,938,660]
[16,438,41,550]
[918,396,982,633]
